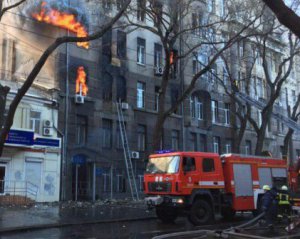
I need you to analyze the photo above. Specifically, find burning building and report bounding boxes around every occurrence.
[1,0,299,204]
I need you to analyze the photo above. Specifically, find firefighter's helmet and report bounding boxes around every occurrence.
[281,185,288,191]
[263,185,270,191]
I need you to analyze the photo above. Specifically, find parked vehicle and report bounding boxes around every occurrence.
[144,150,291,225]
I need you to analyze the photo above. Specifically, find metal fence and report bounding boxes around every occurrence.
[0,180,39,203]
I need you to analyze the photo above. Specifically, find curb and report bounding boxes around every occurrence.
[0,216,157,234]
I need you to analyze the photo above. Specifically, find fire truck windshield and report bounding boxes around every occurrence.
[145,156,180,174]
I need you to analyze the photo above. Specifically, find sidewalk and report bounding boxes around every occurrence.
[0,200,156,233]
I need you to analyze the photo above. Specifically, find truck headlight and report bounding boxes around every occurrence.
[172,198,184,204]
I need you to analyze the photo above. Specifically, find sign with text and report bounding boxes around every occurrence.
[5,129,34,146]
[5,129,61,148]
[72,154,87,165]
[34,137,60,148]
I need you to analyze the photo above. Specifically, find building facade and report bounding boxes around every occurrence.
[1,0,299,202]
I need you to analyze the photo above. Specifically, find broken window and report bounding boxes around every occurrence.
[102,119,112,148]
[102,73,113,101]
[137,0,146,21]
[116,76,127,101]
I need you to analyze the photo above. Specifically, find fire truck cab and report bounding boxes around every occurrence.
[144,151,288,225]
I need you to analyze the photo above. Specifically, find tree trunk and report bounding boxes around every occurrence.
[283,129,293,161]
[255,117,269,155]
[236,118,248,153]
[152,113,166,152]
[0,85,10,128]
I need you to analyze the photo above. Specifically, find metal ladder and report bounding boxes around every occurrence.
[235,92,300,131]
[116,101,139,201]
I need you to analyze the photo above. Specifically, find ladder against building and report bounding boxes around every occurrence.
[235,92,300,132]
[116,101,139,201]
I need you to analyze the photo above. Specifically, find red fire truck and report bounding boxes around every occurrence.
[144,151,290,225]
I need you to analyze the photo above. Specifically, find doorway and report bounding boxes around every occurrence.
[0,164,6,194]
[72,164,88,200]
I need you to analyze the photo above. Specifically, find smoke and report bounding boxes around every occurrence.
[26,0,89,28]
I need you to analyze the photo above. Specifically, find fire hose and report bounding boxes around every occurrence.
[228,212,266,230]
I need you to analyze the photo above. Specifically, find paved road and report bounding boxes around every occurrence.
[0,213,250,239]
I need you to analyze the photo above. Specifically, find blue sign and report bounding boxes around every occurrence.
[155,149,175,154]
[34,137,60,147]
[72,154,87,165]
[96,168,104,176]
[5,129,34,146]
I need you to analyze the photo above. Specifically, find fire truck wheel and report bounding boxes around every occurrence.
[156,207,178,223]
[188,199,213,225]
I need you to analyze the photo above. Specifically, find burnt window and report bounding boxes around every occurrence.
[152,0,163,26]
[76,115,87,145]
[116,0,127,10]
[170,49,178,78]
[137,0,146,21]
[116,76,127,101]
[171,130,179,151]
[116,121,126,149]
[102,119,112,148]
[199,134,207,152]
[117,31,127,59]
[103,0,112,9]
[102,73,113,101]
[189,133,197,151]
[137,124,146,151]
[170,85,180,114]
[102,29,112,63]
[154,43,162,68]
[203,158,215,172]
[183,157,196,172]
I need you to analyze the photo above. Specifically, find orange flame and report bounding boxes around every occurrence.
[76,66,88,96]
[32,2,89,49]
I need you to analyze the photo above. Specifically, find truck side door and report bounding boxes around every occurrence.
[199,157,224,188]
[182,157,198,189]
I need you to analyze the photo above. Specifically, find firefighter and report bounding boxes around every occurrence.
[277,185,291,222]
[261,185,278,229]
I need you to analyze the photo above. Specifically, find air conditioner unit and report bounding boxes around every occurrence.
[121,102,129,110]
[43,119,53,128]
[154,66,163,76]
[43,127,53,136]
[131,151,140,159]
[75,94,85,104]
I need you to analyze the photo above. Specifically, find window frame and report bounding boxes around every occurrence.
[30,110,41,134]
[137,37,146,65]
[137,81,145,109]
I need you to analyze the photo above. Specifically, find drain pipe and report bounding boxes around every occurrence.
[179,3,185,151]
[62,0,71,201]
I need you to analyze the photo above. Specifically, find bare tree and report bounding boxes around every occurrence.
[262,0,300,39]
[216,40,257,153]
[124,0,262,151]
[0,0,27,136]
[0,0,26,21]
[282,93,300,165]
[238,19,300,155]
[0,0,131,156]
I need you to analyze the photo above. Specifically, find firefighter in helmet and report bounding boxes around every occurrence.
[277,185,291,221]
[261,185,278,229]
